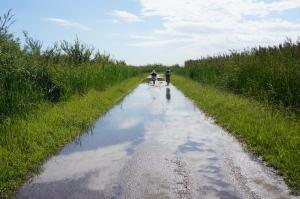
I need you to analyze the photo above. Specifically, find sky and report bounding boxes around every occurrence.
[1,0,300,66]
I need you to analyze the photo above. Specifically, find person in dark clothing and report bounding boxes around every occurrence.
[165,67,171,85]
[150,70,157,84]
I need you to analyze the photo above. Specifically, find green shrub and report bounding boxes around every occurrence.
[0,10,141,121]
[176,39,300,113]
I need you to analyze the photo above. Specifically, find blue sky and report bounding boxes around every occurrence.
[1,0,300,65]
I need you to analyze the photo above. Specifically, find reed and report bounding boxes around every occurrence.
[176,39,300,113]
[0,10,141,121]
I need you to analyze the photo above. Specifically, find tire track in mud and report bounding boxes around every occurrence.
[224,156,261,199]
[170,157,193,199]
[120,145,194,199]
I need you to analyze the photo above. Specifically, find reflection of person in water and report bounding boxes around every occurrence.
[166,88,171,101]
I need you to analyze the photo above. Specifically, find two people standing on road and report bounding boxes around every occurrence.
[150,67,171,85]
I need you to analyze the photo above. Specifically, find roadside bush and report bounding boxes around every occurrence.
[176,39,300,113]
[0,10,141,121]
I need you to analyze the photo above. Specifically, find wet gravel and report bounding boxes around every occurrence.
[17,82,297,199]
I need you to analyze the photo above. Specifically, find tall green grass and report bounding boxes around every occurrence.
[176,40,300,113]
[0,10,141,121]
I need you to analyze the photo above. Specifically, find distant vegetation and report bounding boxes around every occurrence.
[176,40,300,113]
[0,10,141,121]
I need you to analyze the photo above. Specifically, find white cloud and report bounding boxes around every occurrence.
[112,10,142,22]
[97,19,119,24]
[131,0,300,54]
[128,38,193,47]
[250,0,300,15]
[140,0,300,19]
[130,35,156,40]
[42,18,93,31]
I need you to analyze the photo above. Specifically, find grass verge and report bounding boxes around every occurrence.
[172,75,300,194]
[0,76,143,198]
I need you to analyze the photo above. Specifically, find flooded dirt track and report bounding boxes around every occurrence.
[17,82,297,199]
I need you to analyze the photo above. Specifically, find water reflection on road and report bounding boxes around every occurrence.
[18,82,296,199]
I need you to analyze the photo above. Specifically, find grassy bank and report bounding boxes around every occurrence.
[172,75,300,194]
[0,34,141,120]
[0,76,143,198]
[175,40,300,113]
[0,10,142,120]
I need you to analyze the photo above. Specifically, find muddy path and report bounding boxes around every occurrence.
[17,82,297,199]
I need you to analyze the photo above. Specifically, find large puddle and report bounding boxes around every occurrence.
[17,82,297,199]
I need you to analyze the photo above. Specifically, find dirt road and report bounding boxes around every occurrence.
[17,82,296,199]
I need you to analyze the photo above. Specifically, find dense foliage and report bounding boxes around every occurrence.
[0,11,140,121]
[176,40,300,112]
